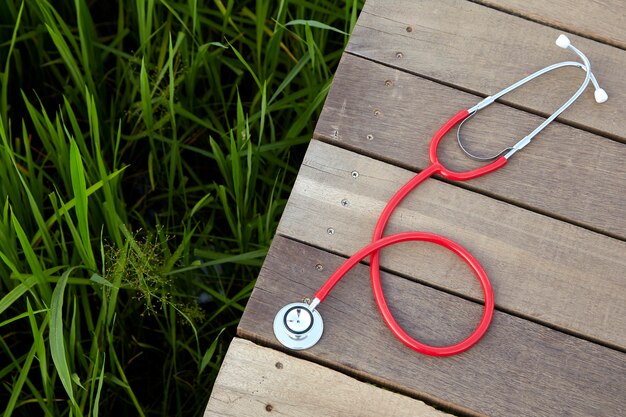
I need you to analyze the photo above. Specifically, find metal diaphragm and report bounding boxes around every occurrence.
[273,302,323,350]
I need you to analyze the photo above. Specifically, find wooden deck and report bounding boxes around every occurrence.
[205,1,626,416]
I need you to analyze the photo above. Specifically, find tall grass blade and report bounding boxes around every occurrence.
[0,275,38,316]
[92,352,106,417]
[199,328,224,375]
[11,212,52,302]
[1,0,24,126]
[50,267,80,412]
[69,139,96,270]
[285,19,348,35]
[3,342,37,417]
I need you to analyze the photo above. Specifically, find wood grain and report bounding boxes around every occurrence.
[204,338,451,417]
[314,53,626,239]
[474,0,626,49]
[347,0,626,140]
[276,140,626,350]
[238,236,626,417]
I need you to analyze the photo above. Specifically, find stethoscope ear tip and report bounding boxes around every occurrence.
[594,88,608,103]
[556,34,571,49]
[553,35,609,104]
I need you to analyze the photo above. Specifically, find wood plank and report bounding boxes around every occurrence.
[276,140,626,350]
[474,0,626,49]
[204,338,451,417]
[238,236,626,417]
[347,0,626,141]
[314,53,626,239]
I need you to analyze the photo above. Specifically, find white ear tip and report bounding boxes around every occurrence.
[556,34,571,48]
[594,88,608,103]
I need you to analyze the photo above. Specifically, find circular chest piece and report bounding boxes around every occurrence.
[273,302,323,350]
[283,306,314,334]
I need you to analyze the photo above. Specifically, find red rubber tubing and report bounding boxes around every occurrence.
[429,109,508,180]
[314,232,494,356]
[314,109,509,356]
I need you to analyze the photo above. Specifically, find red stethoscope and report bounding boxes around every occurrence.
[273,35,607,355]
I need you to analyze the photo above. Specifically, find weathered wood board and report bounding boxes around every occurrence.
[348,0,626,140]
[205,338,451,417]
[238,236,626,417]
[474,0,626,49]
[314,53,626,239]
[277,139,626,350]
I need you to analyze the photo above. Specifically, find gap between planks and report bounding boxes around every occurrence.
[468,0,626,51]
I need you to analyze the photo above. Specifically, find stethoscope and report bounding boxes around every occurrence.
[273,35,608,356]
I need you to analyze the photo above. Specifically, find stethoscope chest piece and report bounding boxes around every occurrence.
[273,302,323,350]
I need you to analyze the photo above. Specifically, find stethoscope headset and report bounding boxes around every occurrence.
[273,35,608,356]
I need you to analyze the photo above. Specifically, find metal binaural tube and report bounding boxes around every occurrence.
[459,35,607,161]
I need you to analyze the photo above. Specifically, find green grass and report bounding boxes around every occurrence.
[0,0,362,415]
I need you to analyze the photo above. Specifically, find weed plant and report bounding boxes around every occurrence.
[0,0,362,415]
